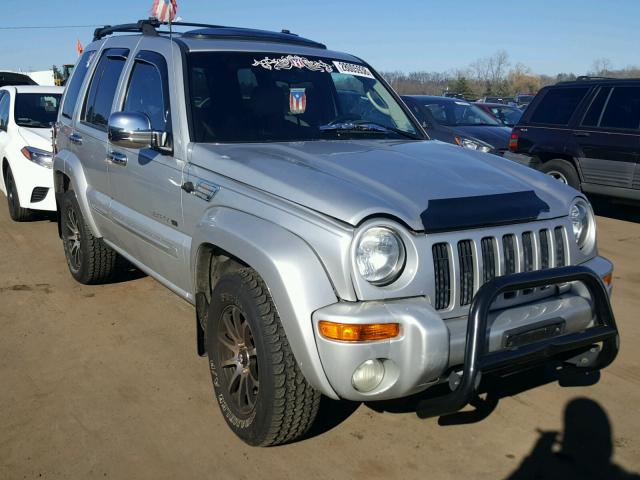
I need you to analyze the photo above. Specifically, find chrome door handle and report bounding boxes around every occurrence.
[573,131,591,137]
[68,133,83,145]
[107,151,128,166]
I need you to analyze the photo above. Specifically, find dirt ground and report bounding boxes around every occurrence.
[0,197,639,480]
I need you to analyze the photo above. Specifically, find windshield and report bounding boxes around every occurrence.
[187,52,421,142]
[14,93,61,128]
[419,100,501,126]
[517,95,534,104]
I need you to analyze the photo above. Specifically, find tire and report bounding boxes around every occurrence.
[540,159,581,190]
[206,268,320,446]
[4,166,32,222]
[60,189,119,284]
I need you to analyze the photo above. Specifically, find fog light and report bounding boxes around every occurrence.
[352,359,385,392]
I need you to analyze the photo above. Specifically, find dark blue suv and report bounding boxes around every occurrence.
[508,77,640,202]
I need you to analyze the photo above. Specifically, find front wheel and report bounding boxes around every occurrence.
[60,190,120,284]
[5,166,32,222]
[206,268,320,446]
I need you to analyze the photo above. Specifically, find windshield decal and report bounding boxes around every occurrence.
[332,61,374,79]
[252,55,333,73]
[289,88,307,115]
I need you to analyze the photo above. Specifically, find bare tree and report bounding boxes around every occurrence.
[591,58,613,76]
[470,50,510,94]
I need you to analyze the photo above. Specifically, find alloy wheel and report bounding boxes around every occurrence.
[217,305,259,415]
[547,170,569,184]
[64,207,82,272]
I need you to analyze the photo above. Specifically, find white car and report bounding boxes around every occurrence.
[0,85,63,221]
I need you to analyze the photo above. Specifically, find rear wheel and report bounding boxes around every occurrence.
[4,166,32,222]
[540,159,580,190]
[60,189,120,284]
[206,268,320,446]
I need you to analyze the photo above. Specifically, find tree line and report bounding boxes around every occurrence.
[381,51,640,99]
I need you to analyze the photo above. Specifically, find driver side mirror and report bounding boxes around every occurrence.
[108,112,167,150]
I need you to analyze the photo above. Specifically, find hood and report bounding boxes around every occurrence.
[444,125,512,150]
[190,139,575,231]
[17,126,53,152]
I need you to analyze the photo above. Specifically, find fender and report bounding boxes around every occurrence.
[191,207,340,399]
[53,150,103,238]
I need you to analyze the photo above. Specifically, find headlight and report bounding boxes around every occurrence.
[570,198,596,252]
[355,227,406,286]
[21,146,53,169]
[455,136,492,153]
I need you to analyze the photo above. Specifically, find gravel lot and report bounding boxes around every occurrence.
[1,197,639,479]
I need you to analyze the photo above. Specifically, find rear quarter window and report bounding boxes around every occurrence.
[528,87,589,126]
[61,50,96,120]
[599,86,640,130]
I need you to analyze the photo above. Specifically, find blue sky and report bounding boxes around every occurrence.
[1,0,638,75]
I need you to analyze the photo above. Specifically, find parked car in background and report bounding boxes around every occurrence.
[478,96,515,105]
[402,95,512,154]
[0,85,63,220]
[0,71,37,88]
[476,102,523,127]
[514,93,535,109]
[442,91,467,99]
[508,77,640,201]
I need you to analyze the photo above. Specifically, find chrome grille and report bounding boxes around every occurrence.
[502,234,517,275]
[432,225,568,312]
[539,229,550,269]
[432,243,451,310]
[554,227,566,267]
[481,237,496,284]
[522,232,534,272]
[457,240,474,306]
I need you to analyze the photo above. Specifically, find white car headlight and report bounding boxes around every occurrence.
[355,227,406,286]
[21,146,53,169]
[455,136,492,153]
[570,198,596,252]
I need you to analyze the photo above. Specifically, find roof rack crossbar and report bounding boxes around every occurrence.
[93,19,161,41]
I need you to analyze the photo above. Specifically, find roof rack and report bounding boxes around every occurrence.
[575,75,616,81]
[92,19,326,49]
[556,75,640,85]
[93,19,161,41]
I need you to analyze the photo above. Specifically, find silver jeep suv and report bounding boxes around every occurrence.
[53,20,619,446]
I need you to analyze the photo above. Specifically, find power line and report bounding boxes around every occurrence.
[0,24,101,31]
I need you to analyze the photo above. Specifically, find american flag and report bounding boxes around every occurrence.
[151,0,178,23]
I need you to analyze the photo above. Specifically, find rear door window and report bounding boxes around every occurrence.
[599,86,640,130]
[581,87,612,127]
[529,87,589,126]
[82,49,129,130]
[61,50,96,120]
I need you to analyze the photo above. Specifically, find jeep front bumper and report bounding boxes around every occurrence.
[312,256,618,403]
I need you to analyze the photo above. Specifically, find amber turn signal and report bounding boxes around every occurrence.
[602,272,613,286]
[318,321,400,342]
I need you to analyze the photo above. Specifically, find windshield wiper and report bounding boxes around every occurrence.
[16,119,51,128]
[319,121,420,140]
